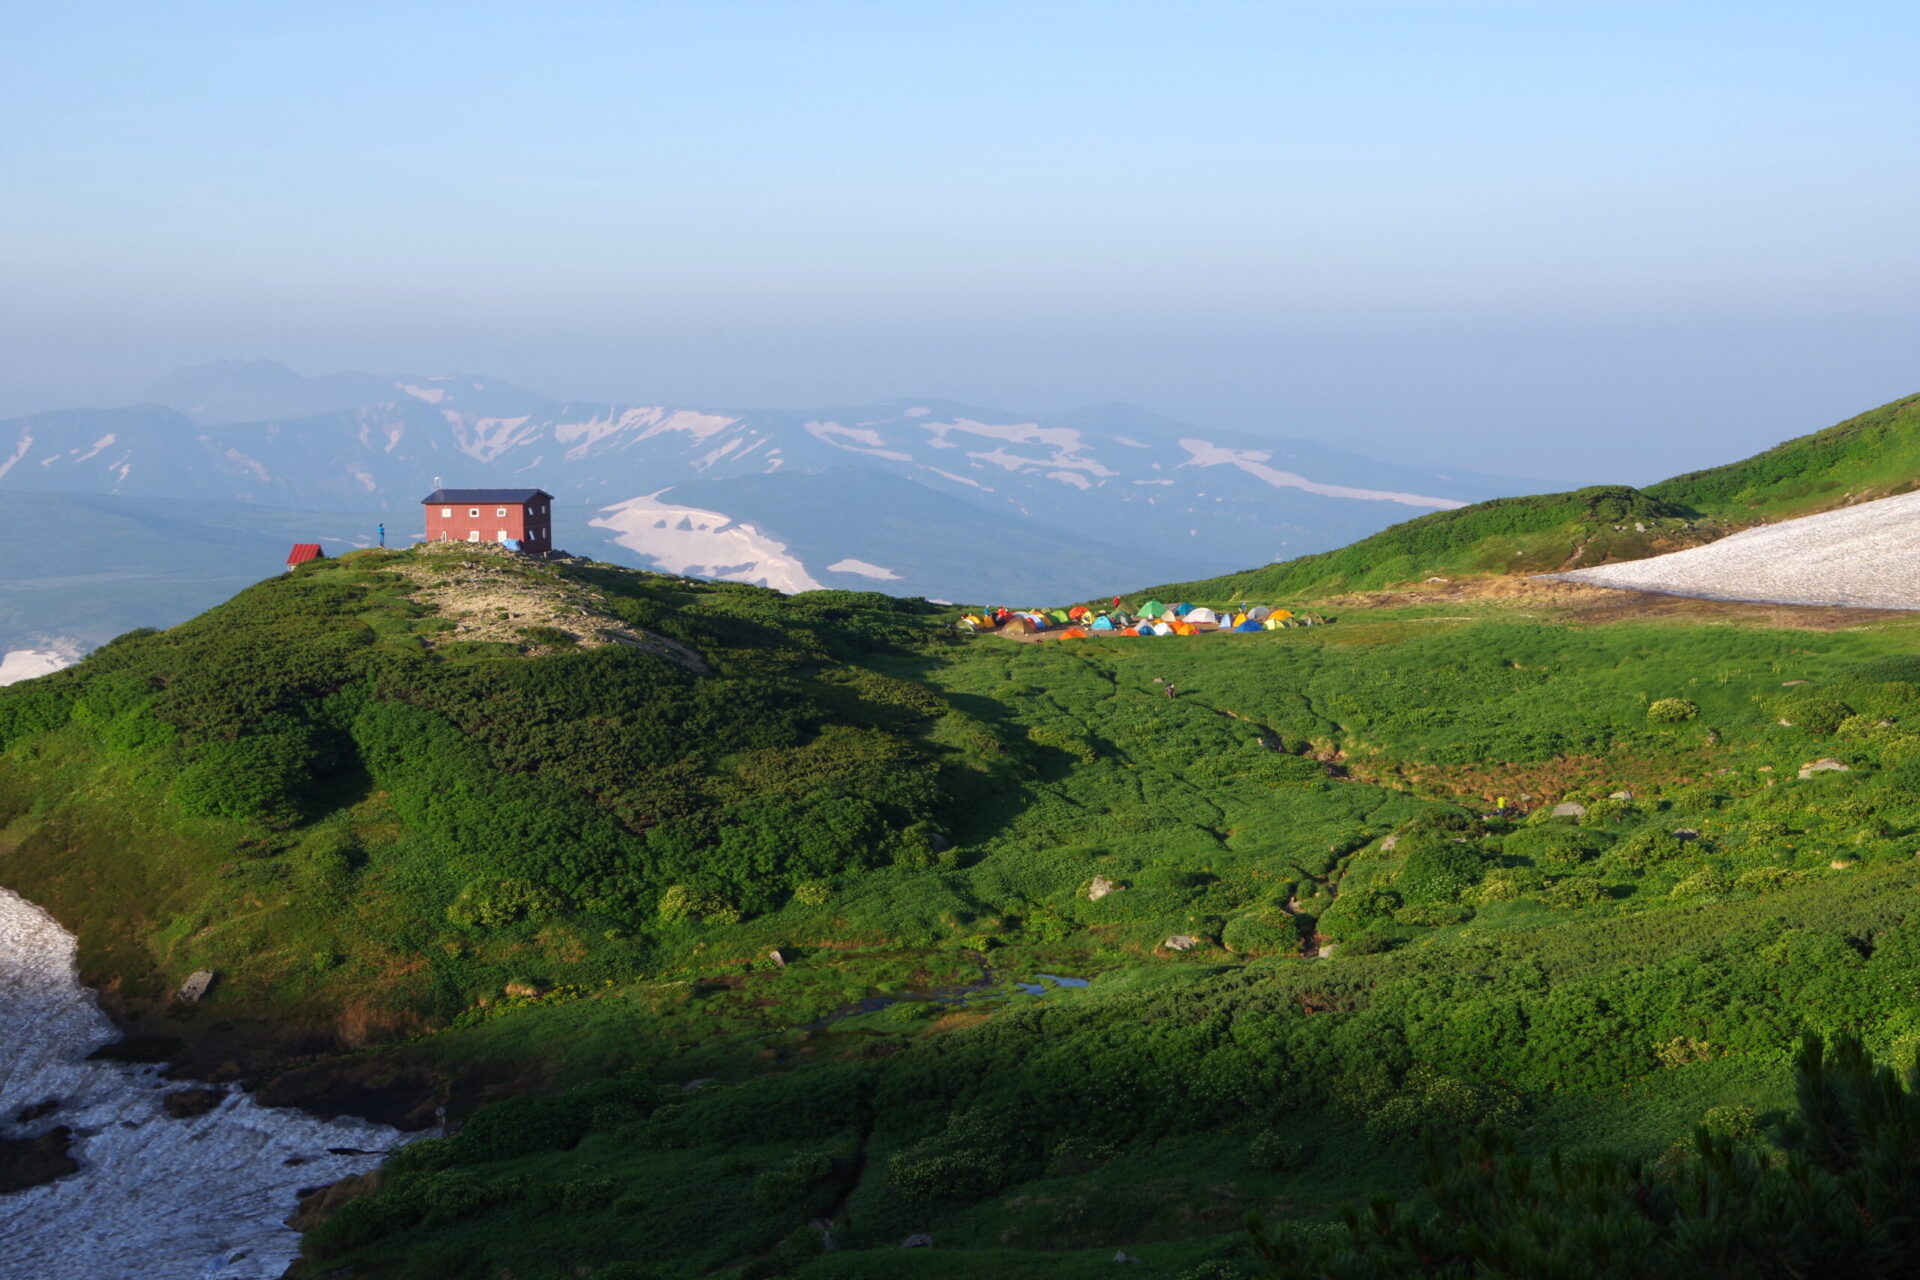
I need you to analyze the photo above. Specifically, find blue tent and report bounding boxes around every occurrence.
[1173,602,1195,616]
[1234,619,1264,632]
[1090,615,1114,631]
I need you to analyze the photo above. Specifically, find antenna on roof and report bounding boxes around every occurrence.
[433,475,442,491]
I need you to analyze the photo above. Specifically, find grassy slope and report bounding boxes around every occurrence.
[1649,391,1920,519]
[11,549,1920,1277]
[0,543,973,1085]
[1142,389,1920,607]
[279,602,1920,1278]
[1139,485,1706,604]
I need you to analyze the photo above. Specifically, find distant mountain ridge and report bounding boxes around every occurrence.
[0,360,1536,612]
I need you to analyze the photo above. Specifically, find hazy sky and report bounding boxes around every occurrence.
[3,1,1915,482]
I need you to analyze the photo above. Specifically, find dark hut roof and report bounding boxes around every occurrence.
[422,488,553,504]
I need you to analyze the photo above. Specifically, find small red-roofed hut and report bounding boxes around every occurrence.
[285,543,326,569]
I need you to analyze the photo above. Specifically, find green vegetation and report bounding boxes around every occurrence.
[1254,1032,1920,1278]
[1143,485,1705,603]
[9,508,1920,1276]
[1143,390,1920,605]
[0,545,962,1026]
[1651,391,1920,520]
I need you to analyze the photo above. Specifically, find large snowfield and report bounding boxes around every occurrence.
[1554,490,1920,611]
[0,889,406,1278]
[0,648,76,687]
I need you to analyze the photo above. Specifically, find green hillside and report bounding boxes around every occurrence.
[9,543,1920,1276]
[1141,390,1920,607]
[1141,484,1708,604]
[1649,391,1920,520]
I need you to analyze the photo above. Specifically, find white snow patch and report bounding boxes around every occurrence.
[806,420,890,449]
[926,467,989,490]
[443,411,538,463]
[0,644,78,686]
[694,436,751,471]
[554,408,738,459]
[1176,440,1465,509]
[923,419,1116,478]
[347,464,379,493]
[903,407,932,417]
[0,430,33,482]
[1113,436,1150,448]
[397,383,447,404]
[69,434,115,463]
[222,449,270,483]
[804,421,912,461]
[1554,490,1920,610]
[1047,470,1093,490]
[0,887,407,1279]
[592,493,824,593]
[826,558,902,581]
[1133,479,1175,485]
[357,422,406,454]
[918,417,1083,451]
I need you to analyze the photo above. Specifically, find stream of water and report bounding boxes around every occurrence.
[0,887,405,1278]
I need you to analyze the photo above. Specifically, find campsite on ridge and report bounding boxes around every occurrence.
[7,389,1920,1276]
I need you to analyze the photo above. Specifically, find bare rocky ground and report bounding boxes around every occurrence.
[1549,490,1920,611]
[385,541,708,671]
[1327,575,1910,631]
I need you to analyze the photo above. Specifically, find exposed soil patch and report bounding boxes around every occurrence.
[160,1087,226,1119]
[389,542,709,671]
[0,1126,78,1193]
[1352,749,1723,810]
[1326,576,1911,631]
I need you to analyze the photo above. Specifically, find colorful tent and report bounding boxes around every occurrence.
[1186,607,1220,626]
[1060,626,1089,639]
[1133,623,1159,636]
[1000,615,1037,635]
[1171,621,1198,636]
[1247,605,1273,621]
[1173,602,1194,617]
[1151,621,1175,636]
[1090,615,1115,631]
[1138,600,1169,618]
[1234,619,1264,632]
[1068,605,1089,619]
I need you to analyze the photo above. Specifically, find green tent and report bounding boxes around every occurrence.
[1050,609,1073,624]
[1138,600,1169,618]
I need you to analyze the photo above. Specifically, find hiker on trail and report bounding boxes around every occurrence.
[377,522,386,548]
[1495,795,1509,814]
[1165,683,1178,700]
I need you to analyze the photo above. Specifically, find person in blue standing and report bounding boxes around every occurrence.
[377,522,386,548]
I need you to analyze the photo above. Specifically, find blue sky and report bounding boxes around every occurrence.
[2,0,1915,481]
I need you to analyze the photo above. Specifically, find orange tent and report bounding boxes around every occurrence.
[1068,605,1089,619]
[1172,621,1198,636]
[1060,626,1089,638]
